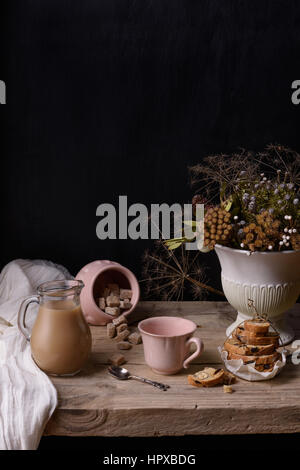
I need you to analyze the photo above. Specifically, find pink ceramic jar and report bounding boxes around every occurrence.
[76,260,140,325]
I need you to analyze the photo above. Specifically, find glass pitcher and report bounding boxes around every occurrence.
[18,279,91,376]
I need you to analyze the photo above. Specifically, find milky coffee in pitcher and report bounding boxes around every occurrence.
[18,280,91,376]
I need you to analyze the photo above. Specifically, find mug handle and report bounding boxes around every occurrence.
[17,295,40,341]
[183,337,204,369]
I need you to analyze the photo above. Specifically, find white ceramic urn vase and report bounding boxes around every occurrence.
[214,244,300,345]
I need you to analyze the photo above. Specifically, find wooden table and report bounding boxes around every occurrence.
[44,301,300,436]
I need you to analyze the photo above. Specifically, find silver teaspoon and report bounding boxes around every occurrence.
[108,366,170,391]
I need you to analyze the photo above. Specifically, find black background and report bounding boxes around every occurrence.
[1,0,300,296]
[1,0,300,453]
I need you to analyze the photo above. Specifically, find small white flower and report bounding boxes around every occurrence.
[268,245,273,250]
[260,173,264,177]
[284,228,288,232]
[284,215,289,220]
[240,243,244,248]
[234,216,238,220]
[285,242,290,247]
[279,241,284,246]
[286,236,290,240]
[288,229,293,234]
[293,228,297,233]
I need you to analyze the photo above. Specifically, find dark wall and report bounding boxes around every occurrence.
[2,1,300,297]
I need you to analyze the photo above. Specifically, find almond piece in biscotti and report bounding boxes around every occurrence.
[244,319,270,335]
[224,338,275,356]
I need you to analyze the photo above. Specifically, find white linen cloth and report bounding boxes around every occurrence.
[0,259,72,450]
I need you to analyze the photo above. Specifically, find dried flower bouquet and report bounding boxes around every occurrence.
[165,144,300,252]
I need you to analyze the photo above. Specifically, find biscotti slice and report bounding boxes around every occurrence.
[188,367,225,388]
[255,363,275,372]
[227,350,280,365]
[233,327,280,346]
[244,319,270,335]
[224,338,275,356]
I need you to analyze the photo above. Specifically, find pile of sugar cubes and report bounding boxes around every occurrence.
[98,283,142,366]
[107,314,142,367]
[98,283,133,317]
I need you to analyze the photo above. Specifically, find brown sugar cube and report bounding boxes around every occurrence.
[117,341,132,350]
[107,322,116,338]
[110,353,126,366]
[108,283,120,295]
[223,385,233,394]
[128,332,142,345]
[120,299,132,309]
[113,315,128,326]
[116,323,127,334]
[106,295,120,308]
[105,307,120,316]
[100,287,110,298]
[120,289,132,300]
[99,297,106,310]
[115,328,130,342]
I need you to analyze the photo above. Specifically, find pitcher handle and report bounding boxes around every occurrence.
[183,337,204,369]
[17,295,40,341]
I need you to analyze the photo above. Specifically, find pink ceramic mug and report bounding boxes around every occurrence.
[138,316,204,375]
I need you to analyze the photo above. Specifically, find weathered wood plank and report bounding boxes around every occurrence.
[45,301,300,437]
[45,406,300,437]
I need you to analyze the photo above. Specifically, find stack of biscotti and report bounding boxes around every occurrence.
[224,318,281,372]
